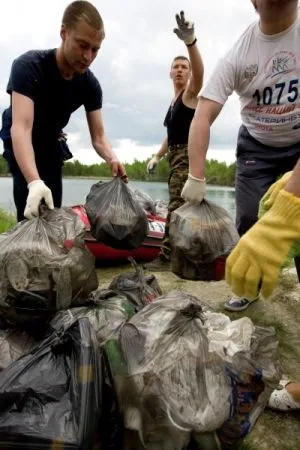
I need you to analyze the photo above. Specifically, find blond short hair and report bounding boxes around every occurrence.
[62,1,105,38]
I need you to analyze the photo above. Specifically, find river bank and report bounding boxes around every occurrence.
[0,178,236,217]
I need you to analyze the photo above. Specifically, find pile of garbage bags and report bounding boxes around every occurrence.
[169,201,239,281]
[0,227,165,450]
[114,291,280,449]
[0,285,280,449]
[0,206,280,449]
[0,207,128,449]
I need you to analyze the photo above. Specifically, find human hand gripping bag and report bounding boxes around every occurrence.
[85,178,149,249]
[169,200,239,280]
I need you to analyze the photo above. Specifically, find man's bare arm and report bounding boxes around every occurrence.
[11,92,40,183]
[188,97,223,179]
[86,109,118,163]
[185,42,204,98]
[156,137,168,158]
[86,109,127,179]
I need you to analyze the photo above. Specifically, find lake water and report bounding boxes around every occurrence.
[0,177,236,219]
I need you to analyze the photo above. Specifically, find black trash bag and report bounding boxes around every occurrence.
[0,316,123,449]
[0,207,98,328]
[85,177,149,249]
[109,258,162,311]
[169,201,239,281]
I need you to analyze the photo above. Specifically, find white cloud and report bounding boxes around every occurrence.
[73,139,160,165]
[72,139,236,166]
[0,0,257,165]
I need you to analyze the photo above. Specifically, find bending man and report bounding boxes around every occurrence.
[0,0,127,221]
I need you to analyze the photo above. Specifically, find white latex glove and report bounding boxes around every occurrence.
[24,180,54,219]
[173,11,196,46]
[147,155,160,175]
[181,174,206,203]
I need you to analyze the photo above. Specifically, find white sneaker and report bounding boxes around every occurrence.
[268,379,300,411]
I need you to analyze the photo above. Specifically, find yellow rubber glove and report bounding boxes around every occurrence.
[226,189,300,299]
[260,171,292,213]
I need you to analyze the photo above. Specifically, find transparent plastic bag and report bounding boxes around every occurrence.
[169,201,239,281]
[154,199,168,218]
[56,288,135,344]
[119,291,232,437]
[0,329,38,371]
[85,177,149,249]
[109,258,162,311]
[217,326,280,449]
[0,207,98,324]
[0,317,123,449]
[129,187,157,214]
[118,291,280,447]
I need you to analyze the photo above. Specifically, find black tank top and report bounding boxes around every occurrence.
[164,91,195,146]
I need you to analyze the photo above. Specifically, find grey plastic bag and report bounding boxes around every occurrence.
[0,207,98,326]
[129,187,157,214]
[170,201,239,281]
[109,258,162,311]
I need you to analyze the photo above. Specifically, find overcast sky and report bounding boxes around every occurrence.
[0,0,257,165]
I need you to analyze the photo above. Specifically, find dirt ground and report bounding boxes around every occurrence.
[97,262,300,450]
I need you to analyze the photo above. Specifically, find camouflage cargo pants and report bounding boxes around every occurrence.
[159,144,188,260]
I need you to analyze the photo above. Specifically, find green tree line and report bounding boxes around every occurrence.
[0,154,236,186]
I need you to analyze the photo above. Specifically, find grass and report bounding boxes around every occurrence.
[0,208,16,233]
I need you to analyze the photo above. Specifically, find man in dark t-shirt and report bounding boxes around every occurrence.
[145,12,204,270]
[0,1,127,221]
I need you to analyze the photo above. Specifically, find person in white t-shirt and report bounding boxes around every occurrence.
[181,0,300,311]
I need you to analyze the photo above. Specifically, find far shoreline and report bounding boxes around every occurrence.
[0,174,235,188]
